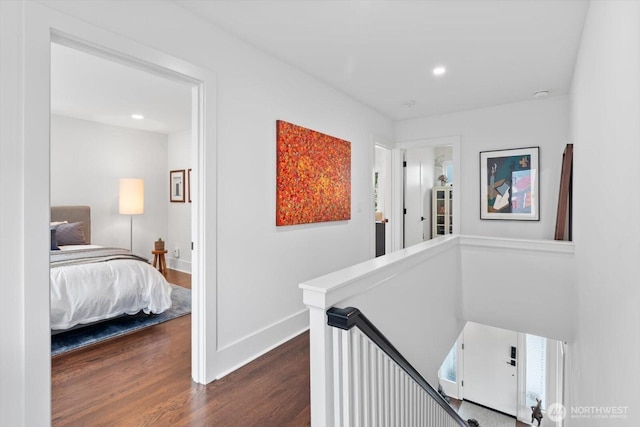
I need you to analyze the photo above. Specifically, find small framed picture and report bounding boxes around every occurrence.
[480,147,539,221]
[170,169,185,203]
[188,168,192,203]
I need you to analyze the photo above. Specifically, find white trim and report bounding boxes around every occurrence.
[301,235,458,308]
[167,259,192,274]
[516,332,528,422]
[459,235,575,254]
[370,137,377,259]
[396,135,461,151]
[214,309,309,378]
[373,139,394,257]
[391,148,404,251]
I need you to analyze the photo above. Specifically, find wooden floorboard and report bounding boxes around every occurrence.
[52,269,310,426]
[53,269,532,426]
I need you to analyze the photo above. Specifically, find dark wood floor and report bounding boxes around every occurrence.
[51,269,310,426]
[53,269,530,426]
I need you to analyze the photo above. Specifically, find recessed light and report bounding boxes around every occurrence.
[131,114,144,120]
[432,66,447,76]
[533,90,550,99]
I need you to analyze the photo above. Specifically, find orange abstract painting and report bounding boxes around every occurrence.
[276,120,351,226]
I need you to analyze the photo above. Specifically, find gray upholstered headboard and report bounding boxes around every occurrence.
[51,205,91,244]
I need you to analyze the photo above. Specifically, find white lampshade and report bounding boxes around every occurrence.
[119,178,144,215]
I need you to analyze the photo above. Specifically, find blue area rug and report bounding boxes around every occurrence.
[51,284,191,356]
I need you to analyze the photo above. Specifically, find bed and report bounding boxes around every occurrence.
[50,205,173,332]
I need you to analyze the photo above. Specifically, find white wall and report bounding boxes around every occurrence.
[568,1,640,425]
[302,235,576,425]
[459,236,575,342]
[167,129,191,272]
[0,1,394,424]
[1,1,32,423]
[395,96,570,240]
[46,0,393,361]
[51,115,169,257]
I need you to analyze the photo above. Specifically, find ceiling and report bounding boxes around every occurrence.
[51,1,590,132]
[177,0,589,120]
[51,43,192,134]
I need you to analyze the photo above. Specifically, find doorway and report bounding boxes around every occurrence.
[50,42,193,256]
[397,136,460,248]
[463,322,518,416]
[374,144,392,257]
[49,30,213,386]
[439,322,565,424]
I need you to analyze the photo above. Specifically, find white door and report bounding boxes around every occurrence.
[404,147,434,247]
[463,322,518,416]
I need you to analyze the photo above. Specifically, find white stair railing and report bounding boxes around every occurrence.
[328,307,468,427]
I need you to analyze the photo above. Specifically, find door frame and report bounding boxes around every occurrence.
[50,27,217,387]
[373,143,394,256]
[371,136,396,257]
[396,135,461,248]
[13,4,218,422]
[6,2,217,425]
[459,322,565,425]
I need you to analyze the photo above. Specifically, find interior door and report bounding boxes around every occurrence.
[404,147,433,247]
[463,322,518,416]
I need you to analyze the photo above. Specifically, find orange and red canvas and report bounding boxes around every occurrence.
[276,120,351,226]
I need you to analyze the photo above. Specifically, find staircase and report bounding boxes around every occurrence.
[327,306,468,426]
[301,235,575,426]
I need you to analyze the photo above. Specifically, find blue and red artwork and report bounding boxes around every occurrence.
[486,154,532,214]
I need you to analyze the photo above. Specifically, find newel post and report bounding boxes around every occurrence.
[303,290,335,426]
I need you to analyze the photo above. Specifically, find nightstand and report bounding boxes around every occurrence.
[152,249,168,276]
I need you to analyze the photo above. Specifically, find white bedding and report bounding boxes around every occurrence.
[50,246,173,330]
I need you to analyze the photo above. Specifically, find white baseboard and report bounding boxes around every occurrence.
[214,309,309,380]
[167,257,191,273]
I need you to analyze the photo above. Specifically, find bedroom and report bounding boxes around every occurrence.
[50,42,194,338]
[51,43,193,266]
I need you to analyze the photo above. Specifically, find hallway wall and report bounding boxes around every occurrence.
[568,2,640,425]
[396,96,570,240]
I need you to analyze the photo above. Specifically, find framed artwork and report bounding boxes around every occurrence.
[188,168,192,203]
[170,169,185,203]
[276,120,351,226]
[480,147,539,220]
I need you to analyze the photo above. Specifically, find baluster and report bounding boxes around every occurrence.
[352,330,361,426]
[332,328,342,426]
